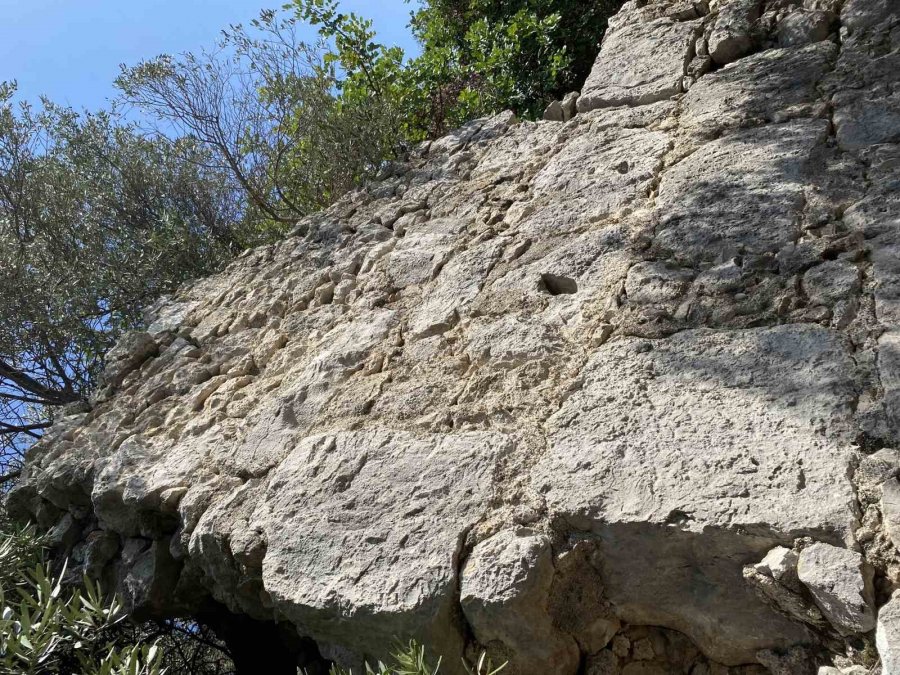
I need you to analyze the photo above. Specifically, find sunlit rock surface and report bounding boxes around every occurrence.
[11,0,900,672]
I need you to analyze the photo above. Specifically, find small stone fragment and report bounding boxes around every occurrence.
[882,477,900,551]
[544,100,565,122]
[754,546,800,590]
[797,543,876,635]
[561,91,579,120]
[708,0,761,65]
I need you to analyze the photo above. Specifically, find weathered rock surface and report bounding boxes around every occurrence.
[9,0,900,672]
[797,543,876,635]
[879,594,900,675]
[708,0,761,65]
[579,13,702,111]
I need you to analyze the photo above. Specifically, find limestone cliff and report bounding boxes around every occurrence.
[9,0,900,672]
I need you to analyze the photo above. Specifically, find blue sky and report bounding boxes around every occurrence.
[0,0,418,111]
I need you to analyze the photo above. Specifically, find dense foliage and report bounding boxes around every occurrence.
[0,521,161,674]
[401,0,621,135]
[292,0,622,140]
[0,518,237,674]
[0,84,253,474]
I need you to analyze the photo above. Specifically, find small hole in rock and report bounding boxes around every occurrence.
[540,273,578,295]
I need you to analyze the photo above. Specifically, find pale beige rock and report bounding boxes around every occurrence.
[8,0,898,671]
[460,529,580,675]
[879,594,900,675]
[256,431,512,667]
[578,17,701,111]
[797,543,876,635]
[882,478,900,551]
[753,546,800,588]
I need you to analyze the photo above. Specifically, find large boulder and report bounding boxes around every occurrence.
[9,0,899,673]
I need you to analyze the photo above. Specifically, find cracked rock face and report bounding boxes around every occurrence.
[9,0,900,672]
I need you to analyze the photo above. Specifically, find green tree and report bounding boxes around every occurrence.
[294,0,623,140]
[0,83,248,476]
[116,10,402,232]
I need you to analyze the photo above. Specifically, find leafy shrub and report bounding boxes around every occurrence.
[321,640,505,675]
[0,522,161,674]
[294,0,624,139]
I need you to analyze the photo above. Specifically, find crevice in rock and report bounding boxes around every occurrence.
[539,273,578,295]
[197,601,331,675]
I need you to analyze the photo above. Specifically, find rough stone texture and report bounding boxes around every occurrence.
[543,100,565,122]
[777,9,836,47]
[8,0,900,672]
[679,42,837,143]
[797,543,876,636]
[754,546,801,590]
[460,529,580,675]
[708,0,762,65]
[578,15,701,111]
[533,325,857,663]
[879,594,900,675]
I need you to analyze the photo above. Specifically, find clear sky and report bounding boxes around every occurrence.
[0,0,418,111]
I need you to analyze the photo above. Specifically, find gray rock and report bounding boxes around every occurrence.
[797,543,876,635]
[882,478,900,551]
[543,100,565,122]
[802,261,861,305]
[460,529,580,675]
[879,594,900,675]
[101,331,158,387]
[777,9,836,47]
[875,596,900,675]
[834,91,900,151]
[708,0,761,65]
[578,17,701,111]
[561,91,579,120]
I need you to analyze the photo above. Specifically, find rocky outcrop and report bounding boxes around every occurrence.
[8,0,900,672]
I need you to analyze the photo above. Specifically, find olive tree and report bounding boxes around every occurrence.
[116,10,402,230]
[0,84,246,477]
